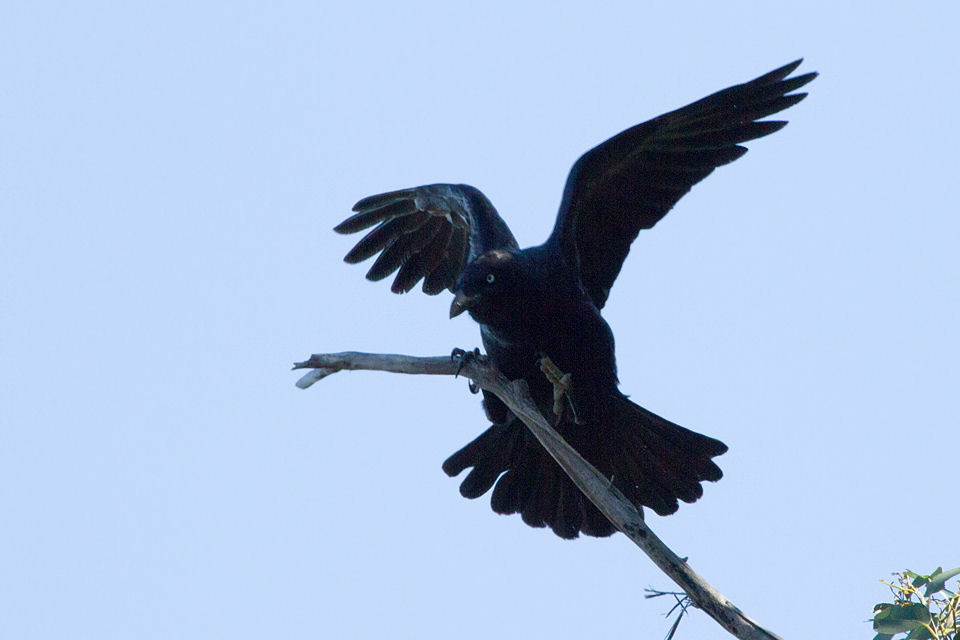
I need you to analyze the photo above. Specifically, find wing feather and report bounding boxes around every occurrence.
[422,225,468,295]
[549,60,816,308]
[389,217,445,293]
[336,184,517,296]
[343,215,419,265]
[333,196,419,234]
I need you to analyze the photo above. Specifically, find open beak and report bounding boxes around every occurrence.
[449,290,474,318]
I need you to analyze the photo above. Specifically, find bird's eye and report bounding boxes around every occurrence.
[486,273,495,284]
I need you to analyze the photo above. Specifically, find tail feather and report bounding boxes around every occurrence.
[531,451,562,531]
[634,404,727,471]
[606,395,726,516]
[579,496,616,538]
[490,468,521,514]
[552,480,583,537]
[441,421,517,483]
[442,394,726,538]
[459,464,501,499]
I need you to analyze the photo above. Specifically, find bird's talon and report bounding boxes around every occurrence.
[452,347,484,382]
[452,349,468,378]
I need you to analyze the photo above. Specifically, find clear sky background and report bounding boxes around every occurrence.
[3,2,958,639]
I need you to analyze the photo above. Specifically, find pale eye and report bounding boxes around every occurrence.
[486,273,495,284]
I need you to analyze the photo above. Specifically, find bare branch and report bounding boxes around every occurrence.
[294,350,784,640]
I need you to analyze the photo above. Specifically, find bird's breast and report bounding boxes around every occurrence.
[479,298,618,403]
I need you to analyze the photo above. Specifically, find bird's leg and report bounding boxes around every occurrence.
[451,347,484,394]
[536,354,585,425]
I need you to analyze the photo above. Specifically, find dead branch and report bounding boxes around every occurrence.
[293,350,784,640]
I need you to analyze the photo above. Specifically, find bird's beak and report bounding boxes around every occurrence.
[449,290,474,318]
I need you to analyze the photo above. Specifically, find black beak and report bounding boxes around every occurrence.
[449,290,473,318]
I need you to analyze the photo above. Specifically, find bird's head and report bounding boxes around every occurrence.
[449,249,524,324]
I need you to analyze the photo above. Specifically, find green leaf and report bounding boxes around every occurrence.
[905,625,933,640]
[924,566,960,596]
[872,634,895,640]
[909,569,931,589]
[873,603,932,634]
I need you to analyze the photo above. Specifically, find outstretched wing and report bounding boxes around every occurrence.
[335,183,518,294]
[549,59,817,308]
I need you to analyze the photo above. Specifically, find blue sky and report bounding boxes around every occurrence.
[2,2,958,638]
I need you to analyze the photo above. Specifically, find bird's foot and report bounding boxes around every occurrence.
[536,354,585,425]
[451,347,484,394]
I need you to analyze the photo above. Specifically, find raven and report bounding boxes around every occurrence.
[335,60,815,538]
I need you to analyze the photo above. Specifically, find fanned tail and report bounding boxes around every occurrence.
[599,394,727,518]
[442,394,727,539]
[442,416,615,539]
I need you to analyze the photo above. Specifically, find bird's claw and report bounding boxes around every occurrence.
[451,347,484,394]
[536,354,585,425]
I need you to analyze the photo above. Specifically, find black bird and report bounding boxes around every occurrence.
[334,60,815,539]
